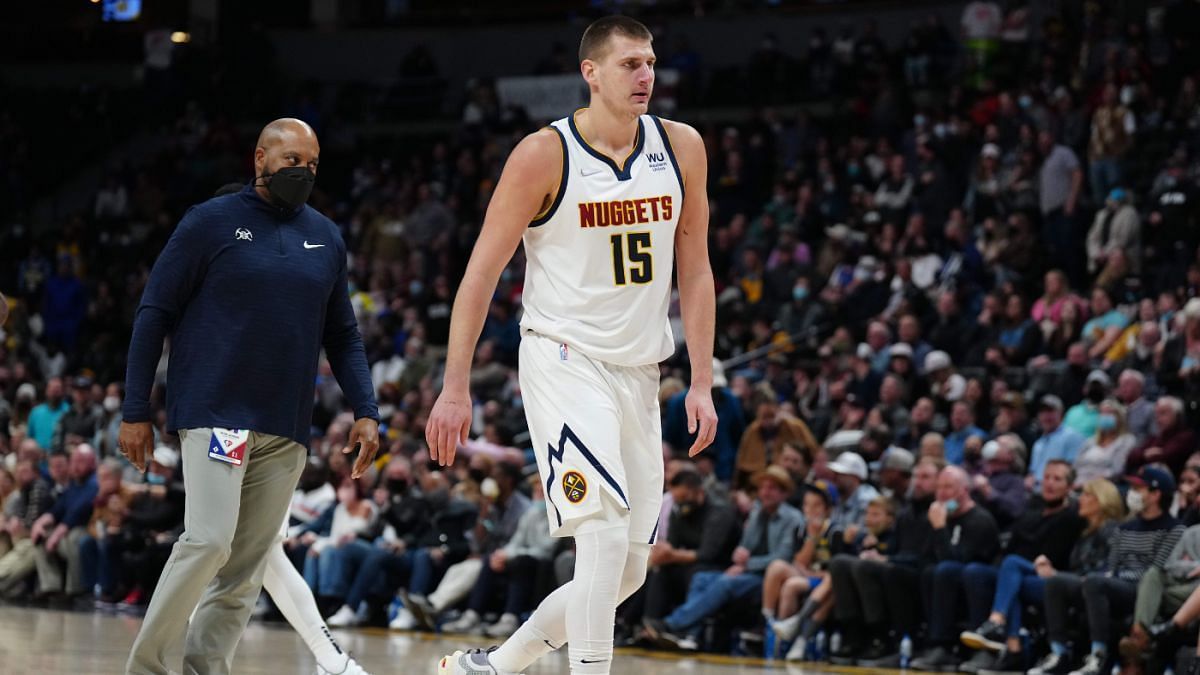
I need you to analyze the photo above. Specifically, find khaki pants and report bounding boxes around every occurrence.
[34,526,88,595]
[0,538,37,597]
[1134,566,1200,628]
[126,428,306,675]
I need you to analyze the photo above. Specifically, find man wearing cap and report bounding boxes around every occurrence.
[925,350,966,407]
[50,376,104,455]
[841,457,942,668]
[1126,396,1196,477]
[26,376,68,451]
[827,451,880,531]
[1029,395,1086,488]
[1086,187,1141,278]
[970,435,1029,528]
[1065,467,1183,675]
[648,465,802,650]
[877,446,915,500]
[1063,369,1113,438]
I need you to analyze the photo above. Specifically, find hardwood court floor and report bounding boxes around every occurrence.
[0,606,895,674]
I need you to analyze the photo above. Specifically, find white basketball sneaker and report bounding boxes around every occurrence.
[437,647,520,675]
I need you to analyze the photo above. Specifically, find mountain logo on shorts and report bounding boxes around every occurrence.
[562,471,588,503]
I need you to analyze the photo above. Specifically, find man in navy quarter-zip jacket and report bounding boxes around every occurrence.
[122,118,380,675]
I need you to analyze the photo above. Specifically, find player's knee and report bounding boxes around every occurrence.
[618,543,650,600]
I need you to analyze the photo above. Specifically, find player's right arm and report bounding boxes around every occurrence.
[426,128,563,467]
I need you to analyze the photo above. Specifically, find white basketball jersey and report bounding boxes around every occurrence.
[519,111,684,367]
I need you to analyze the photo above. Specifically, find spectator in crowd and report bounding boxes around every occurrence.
[0,458,52,597]
[1062,370,1113,438]
[641,467,740,629]
[1159,299,1200,425]
[113,446,184,606]
[1053,466,1183,675]
[1029,395,1086,488]
[876,446,915,500]
[1117,519,1200,671]
[77,458,136,603]
[30,444,97,599]
[1126,396,1196,476]
[50,376,103,454]
[647,465,802,651]
[909,466,1000,672]
[827,451,879,530]
[762,479,837,646]
[944,400,987,466]
[1088,84,1135,205]
[970,435,1028,528]
[412,461,531,633]
[957,460,1084,672]
[972,478,1124,673]
[1086,188,1142,282]
[734,396,821,488]
[433,474,549,638]
[664,360,746,483]
[1116,369,1157,440]
[1080,290,1129,364]
[26,377,68,451]
[302,477,379,601]
[1074,399,1138,486]
[835,457,941,667]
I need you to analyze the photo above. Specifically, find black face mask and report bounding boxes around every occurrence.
[426,488,450,511]
[468,469,488,484]
[387,479,408,494]
[258,166,315,211]
[1086,385,1105,404]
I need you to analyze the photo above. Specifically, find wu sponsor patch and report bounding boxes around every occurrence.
[562,470,588,503]
[208,428,250,466]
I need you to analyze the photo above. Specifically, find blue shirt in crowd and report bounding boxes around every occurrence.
[50,473,98,528]
[1029,424,1086,485]
[27,400,70,450]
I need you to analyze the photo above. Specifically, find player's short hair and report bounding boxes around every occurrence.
[579,15,652,63]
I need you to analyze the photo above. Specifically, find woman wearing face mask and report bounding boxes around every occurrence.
[1173,466,1200,523]
[1073,399,1137,487]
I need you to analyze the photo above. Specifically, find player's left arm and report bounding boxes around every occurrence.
[665,119,718,457]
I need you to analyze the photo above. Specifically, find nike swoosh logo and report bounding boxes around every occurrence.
[303,241,325,249]
[581,167,605,177]
[580,659,608,664]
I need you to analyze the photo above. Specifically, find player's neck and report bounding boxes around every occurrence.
[576,105,639,157]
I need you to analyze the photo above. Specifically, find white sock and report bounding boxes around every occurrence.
[490,530,651,674]
[262,545,348,673]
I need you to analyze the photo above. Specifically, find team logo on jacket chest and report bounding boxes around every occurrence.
[578,195,673,228]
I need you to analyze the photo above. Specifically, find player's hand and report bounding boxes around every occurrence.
[345,418,380,479]
[685,387,718,457]
[426,389,472,466]
[118,421,155,473]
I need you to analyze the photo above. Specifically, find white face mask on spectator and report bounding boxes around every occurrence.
[1126,489,1144,514]
[103,396,121,413]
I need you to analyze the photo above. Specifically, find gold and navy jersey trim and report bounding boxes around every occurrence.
[530,125,569,228]
[650,115,685,200]
[568,109,645,182]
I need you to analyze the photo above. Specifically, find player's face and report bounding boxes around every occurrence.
[587,36,655,116]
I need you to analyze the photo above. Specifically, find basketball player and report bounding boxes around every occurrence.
[427,16,717,675]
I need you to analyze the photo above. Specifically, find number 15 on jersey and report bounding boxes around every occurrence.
[610,232,653,286]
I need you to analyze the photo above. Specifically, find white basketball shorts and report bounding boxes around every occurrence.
[519,331,665,544]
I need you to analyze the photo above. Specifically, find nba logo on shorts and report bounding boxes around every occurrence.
[559,343,569,361]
